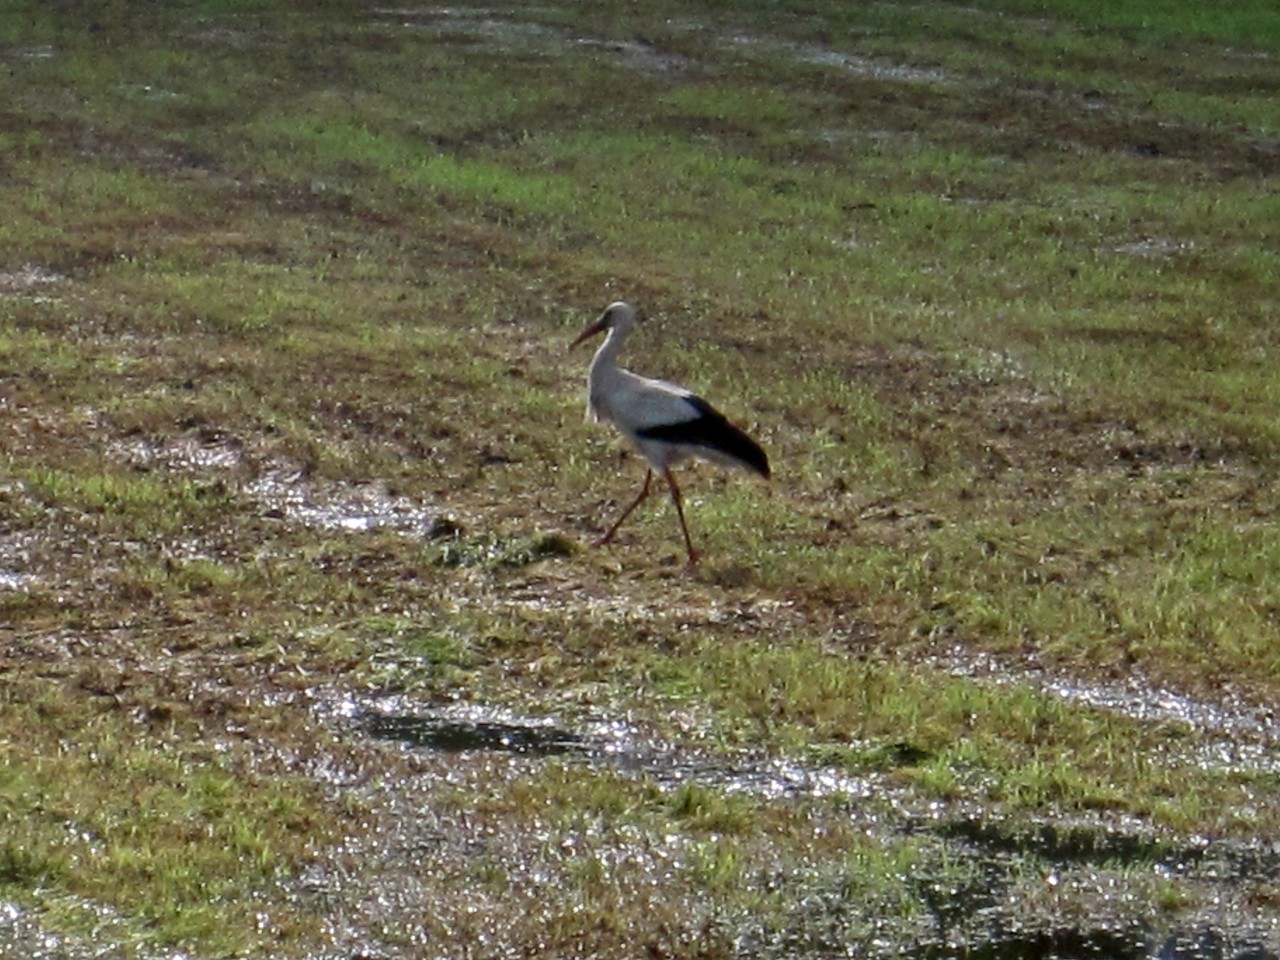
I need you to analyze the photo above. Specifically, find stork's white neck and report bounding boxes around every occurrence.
[586,324,630,422]
[589,323,628,379]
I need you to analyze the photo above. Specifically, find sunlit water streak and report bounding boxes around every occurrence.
[333,694,1280,960]
[344,695,878,802]
[933,645,1280,777]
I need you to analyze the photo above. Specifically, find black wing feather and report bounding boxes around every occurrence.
[636,395,770,478]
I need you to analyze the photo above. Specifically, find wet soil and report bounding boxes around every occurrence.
[3,325,1278,959]
[334,695,1280,959]
[2,286,1276,960]
[4,3,1280,957]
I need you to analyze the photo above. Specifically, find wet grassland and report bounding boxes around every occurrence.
[2,0,1280,956]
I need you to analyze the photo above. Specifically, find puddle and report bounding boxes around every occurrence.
[1047,676,1275,740]
[361,709,588,755]
[803,820,1280,960]
[337,693,1280,959]
[741,849,1280,960]
[378,7,692,74]
[378,10,567,53]
[918,926,1279,960]
[110,434,244,473]
[116,83,184,102]
[450,579,802,635]
[0,896,192,960]
[0,530,43,593]
[721,33,949,85]
[405,11,567,50]
[572,37,692,74]
[0,902,82,960]
[4,46,56,60]
[0,569,38,591]
[1150,930,1280,960]
[247,470,449,537]
[1112,237,1196,258]
[107,434,453,540]
[931,645,1280,778]
[930,815,1165,868]
[189,26,268,50]
[348,697,875,801]
[0,264,65,296]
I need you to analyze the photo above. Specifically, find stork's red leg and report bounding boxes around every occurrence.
[663,468,700,565]
[595,469,652,546]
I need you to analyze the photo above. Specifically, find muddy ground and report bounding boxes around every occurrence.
[3,2,1280,958]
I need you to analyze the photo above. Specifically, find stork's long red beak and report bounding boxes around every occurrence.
[569,316,608,350]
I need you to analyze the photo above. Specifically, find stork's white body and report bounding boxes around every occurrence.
[571,301,769,564]
[587,352,726,471]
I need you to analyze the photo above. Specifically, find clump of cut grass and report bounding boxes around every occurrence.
[429,531,577,569]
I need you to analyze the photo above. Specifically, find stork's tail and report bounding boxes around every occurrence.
[636,396,770,478]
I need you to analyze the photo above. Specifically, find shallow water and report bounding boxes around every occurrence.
[361,708,588,755]
[721,32,950,84]
[106,435,451,539]
[353,697,878,801]
[246,471,447,537]
[0,264,64,293]
[344,694,1280,960]
[920,927,1279,960]
[0,898,191,960]
[933,644,1280,778]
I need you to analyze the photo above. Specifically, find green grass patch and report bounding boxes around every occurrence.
[0,690,334,952]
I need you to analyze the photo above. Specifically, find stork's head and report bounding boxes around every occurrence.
[570,301,644,349]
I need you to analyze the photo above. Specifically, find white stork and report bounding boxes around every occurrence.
[570,301,770,564]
